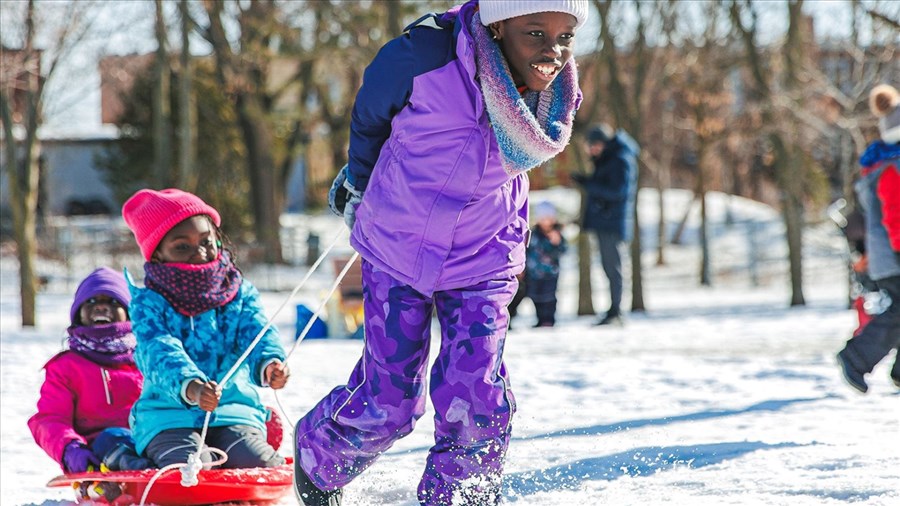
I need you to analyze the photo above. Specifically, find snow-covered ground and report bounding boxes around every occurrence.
[1,189,897,506]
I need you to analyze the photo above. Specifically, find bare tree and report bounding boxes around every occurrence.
[200,0,287,263]
[0,0,96,326]
[731,0,811,306]
[153,0,172,187]
[177,0,197,189]
[674,1,736,286]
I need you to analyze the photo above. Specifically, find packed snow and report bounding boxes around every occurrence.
[1,189,897,506]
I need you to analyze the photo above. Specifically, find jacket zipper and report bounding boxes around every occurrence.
[102,368,112,405]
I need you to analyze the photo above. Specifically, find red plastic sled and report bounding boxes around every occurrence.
[47,458,293,505]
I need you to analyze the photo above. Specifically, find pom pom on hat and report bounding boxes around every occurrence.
[70,267,131,325]
[870,84,900,144]
[869,84,899,117]
[479,0,589,28]
[122,188,221,261]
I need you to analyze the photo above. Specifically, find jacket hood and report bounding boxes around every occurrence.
[611,129,640,157]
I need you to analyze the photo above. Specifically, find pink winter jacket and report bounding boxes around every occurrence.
[28,351,142,470]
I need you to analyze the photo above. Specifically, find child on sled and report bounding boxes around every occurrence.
[122,188,290,469]
[28,267,153,499]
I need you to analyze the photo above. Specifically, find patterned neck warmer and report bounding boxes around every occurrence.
[67,321,136,367]
[144,251,242,317]
[470,12,580,175]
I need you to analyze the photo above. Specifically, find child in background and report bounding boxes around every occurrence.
[28,267,151,476]
[308,1,587,504]
[526,201,567,327]
[836,84,900,393]
[121,188,290,469]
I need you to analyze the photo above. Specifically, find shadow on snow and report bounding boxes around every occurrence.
[514,396,833,442]
[502,441,803,499]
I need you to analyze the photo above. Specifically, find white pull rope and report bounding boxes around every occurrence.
[286,251,360,358]
[136,228,348,504]
[219,228,348,389]
[275,251,360,422]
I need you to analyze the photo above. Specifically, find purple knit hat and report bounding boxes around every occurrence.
[70,267,131,325]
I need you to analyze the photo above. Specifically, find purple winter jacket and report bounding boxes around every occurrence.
[349,1,536,296]
[28,351,142,470]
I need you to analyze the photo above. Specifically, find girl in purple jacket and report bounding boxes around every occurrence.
[28,268,152,479]
[301,1,587,504]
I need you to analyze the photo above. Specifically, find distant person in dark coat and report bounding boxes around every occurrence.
[573,123,638,326]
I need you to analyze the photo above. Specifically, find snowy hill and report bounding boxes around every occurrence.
[1,189,896,506]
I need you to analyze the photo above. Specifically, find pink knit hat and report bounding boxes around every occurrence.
[122,188,221,261]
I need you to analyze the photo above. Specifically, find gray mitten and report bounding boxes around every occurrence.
[327,165,364,229]
[342,179,364,229]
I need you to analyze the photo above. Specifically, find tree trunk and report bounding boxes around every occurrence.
[0,0,40,326]
[577,201,596,316]
[698,145,712,286]
[1,95,40,328]
[177,0,196,189]
[699,189,711,286]
[731,0,807,306]
[630,175,646,311]
[656,102,675,266]
[153,0,172,187]
[236,94,283,263]
[671,194,695,245]
[15,155,39,327]
[203,0,284,263]
[772,135,806,305]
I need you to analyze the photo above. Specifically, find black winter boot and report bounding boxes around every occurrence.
[294,458,342,506]
[890,356,900,389]
[103,443,154,471]
[837,349,868,394]
[294,422,342,506]
[596,310,623,326]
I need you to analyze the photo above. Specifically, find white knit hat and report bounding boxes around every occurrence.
[479,0,589,28]
[870,84,900,144]
[532,201,557,221]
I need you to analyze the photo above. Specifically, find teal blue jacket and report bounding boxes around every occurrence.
[126,272,285,454]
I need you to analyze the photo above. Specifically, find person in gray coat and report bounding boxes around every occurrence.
[836,84,900,393]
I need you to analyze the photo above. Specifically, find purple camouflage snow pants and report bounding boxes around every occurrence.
[295,259,517,505]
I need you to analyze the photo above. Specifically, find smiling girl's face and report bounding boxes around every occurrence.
[153,215,220,265]
[490,11,579,92]
[78,295,128,326]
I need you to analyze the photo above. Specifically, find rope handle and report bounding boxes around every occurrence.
[219,228,349,389]
[274,252,360,424]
